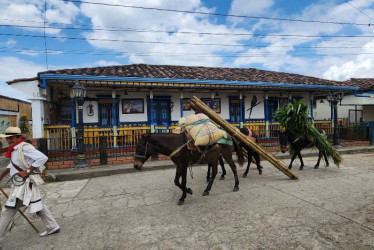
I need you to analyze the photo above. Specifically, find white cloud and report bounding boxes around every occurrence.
[229,0,274,16]
[80,0,245,66]
[0,0,79,35]
[0,56,45,83]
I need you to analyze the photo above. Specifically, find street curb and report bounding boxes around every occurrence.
[45,146,374,182]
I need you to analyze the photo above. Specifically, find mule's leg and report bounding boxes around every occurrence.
[323,151,330,167]
[223,154,240,192]
[207,164,212,182]
[219,156,226,180]
[297,152,304,170]
[314,150,323,169]
[203,162,218,196]
[254,153,262,175]
[288,152,298,169]
[174,166,192,205]
[242,154,251,178]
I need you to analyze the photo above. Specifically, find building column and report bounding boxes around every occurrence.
[210,91,215,110]
[180,91,184,118]
[112,89,117,147]
[264,93,269,137]
[150,90,155,133]
[70,89,76,149]
[29,96,46,139]
[239,92,243,128]
[310,94,314,124]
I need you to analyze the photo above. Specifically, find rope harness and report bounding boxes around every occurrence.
[134,141,149,159]
[168,139,192,158]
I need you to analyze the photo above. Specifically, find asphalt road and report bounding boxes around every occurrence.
[1,152,374,249]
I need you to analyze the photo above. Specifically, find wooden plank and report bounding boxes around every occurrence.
[189,95,298,179]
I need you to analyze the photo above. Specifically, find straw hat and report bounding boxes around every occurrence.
[0,127,24,138]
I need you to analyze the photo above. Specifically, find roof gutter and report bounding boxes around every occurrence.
[354,90,374,98]
[38,73,359,92]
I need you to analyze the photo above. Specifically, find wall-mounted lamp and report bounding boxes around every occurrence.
[215,91,219,97]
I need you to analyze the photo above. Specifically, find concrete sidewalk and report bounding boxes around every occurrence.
[43,144,374,182]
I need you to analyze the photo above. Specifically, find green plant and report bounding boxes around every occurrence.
[19,114,30,139]
[275,100,342,166]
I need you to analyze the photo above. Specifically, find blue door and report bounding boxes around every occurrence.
[148,98,171,125]
[229,99,245,123]
[267,98,278,122]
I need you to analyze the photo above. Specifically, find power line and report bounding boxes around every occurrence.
[345,1,374,20]
[60,0,374,26]
[1,33,374,49]
[2,46,374,58]
[2,23,374,39]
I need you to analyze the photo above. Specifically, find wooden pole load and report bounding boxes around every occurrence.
[189,96,298,179]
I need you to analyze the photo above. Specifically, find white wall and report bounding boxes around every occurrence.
[363,106,374,121]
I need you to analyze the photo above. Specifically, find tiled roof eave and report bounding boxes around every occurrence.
[39,73,359,92]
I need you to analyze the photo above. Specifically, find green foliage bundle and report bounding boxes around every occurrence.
[275,100,342,166]
[19,114,30,139]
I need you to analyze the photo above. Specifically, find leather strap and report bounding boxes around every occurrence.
[11,160,24,172]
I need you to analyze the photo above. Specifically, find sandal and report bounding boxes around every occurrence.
[40,226,60,237]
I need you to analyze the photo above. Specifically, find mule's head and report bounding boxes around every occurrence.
[275,130,289,153]
[133,133,153,171]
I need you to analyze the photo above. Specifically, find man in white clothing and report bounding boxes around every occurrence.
[0,127,60,248]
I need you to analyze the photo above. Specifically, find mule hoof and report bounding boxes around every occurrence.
[177,199,184,206]
[288,166,292,170]
[242,173,247,178]
[258,170,263,175]
[187,188,193,195]
[220,176,225,180]
[314,165,319,169]
[233,186,239,192]
[299,166,303,170]
[202,191,209,196]
[134,165,142,171]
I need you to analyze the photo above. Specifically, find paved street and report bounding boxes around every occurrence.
[1,152,374,249]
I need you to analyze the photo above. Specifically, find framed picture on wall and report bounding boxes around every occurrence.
[201,98,221,113]
[122,99,144,114]
[183,98,191,111]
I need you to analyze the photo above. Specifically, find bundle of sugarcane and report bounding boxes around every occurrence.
[189,96,298,179]
[275,99,342,166]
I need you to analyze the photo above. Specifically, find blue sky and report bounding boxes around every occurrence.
[1,0,374,101]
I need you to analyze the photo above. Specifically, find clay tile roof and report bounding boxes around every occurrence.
[35,64,343,85]
[8,64,372,91]
[343,78,374,92]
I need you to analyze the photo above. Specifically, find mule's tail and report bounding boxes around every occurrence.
[233,137,244,167]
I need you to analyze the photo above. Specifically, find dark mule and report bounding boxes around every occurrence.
[239,127,262,177]
[133,133,244,205]
[276,129,329,170]
[206,127,262,180]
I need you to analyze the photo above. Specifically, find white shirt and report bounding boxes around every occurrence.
[6,143,48,177]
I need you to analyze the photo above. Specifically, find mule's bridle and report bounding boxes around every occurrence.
[134,141,149,159]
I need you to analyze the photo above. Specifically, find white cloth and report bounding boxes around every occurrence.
[6,143,48,177]
[5,178,43,213]
[5,142,48,213]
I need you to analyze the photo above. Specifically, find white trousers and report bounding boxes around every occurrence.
[0,199,59,243]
